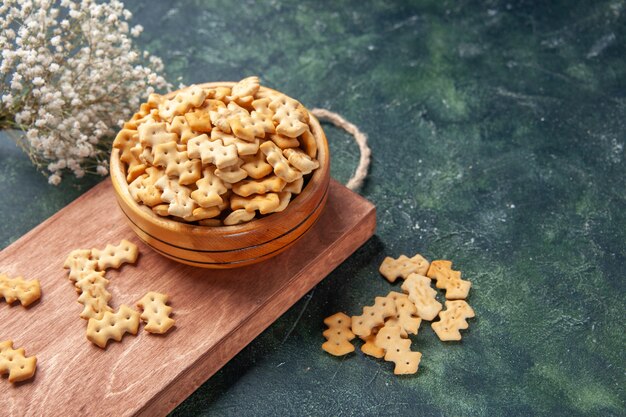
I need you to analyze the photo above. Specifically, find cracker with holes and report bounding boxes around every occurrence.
[215,158,248,184]
[283,148,320,175]
[351,296,396,337]
[158,84,207,121]
[227,76,260,107]
[138,121,178,149]
[360,331,385,359]
[431,300,475,341]
[153,141,202,185]
[322,312,355,356]
[269,94,309,138]
[212,129,260,156]
[187,135,239,169]
[86,305,140,348]
[155,176,197,218]
[232,176,286,197]
[91,239,138,271]
[0,273,41,307]
[379,253,430,283]
[374,324,422,375]
[400,273,442,321]
[241,151,273,179]
[136,292,175,334]
[260,141,303,183]
[168,115,197,144]
[224,209,256,226]
[191,167,228,207]
[0,340,37,383]
[230,193,280,215]
[269,133,300,149]
[426,260,472,300]
[385,291,421,336]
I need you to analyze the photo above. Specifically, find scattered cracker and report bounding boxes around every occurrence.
[91,239,138,271]
[351,296,396,337]
[374,324,422,375]
[385,291,422,336]
[0,273,41,307]
[322,312,355,356]
[426,260,472,300]
[360,331,385,359]
[86,305,140,349]
[400,273,443,321]
[431,300,475,342]
[136,292,175,334]
[0,340,37,383]
[379,253,430,283]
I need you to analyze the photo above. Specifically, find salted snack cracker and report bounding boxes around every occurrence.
[86,305,140,349]
[183,206,221,222]
[260,141,303,183]
[322,312,355,356]
[73,271,109,295]
[241,151,273,179]
[118,78,320,225]
[385,291,421,336]
[0,273,41,307]
[351,296,396,337]
[158,84,207,121]
[191,167,228,207]
[155,176,196,218]
[426,260,472,300]
[272,192,292,213]
[360,333,385,358]
[269,133,300,149]
[379,253,430,283]
[223,209,256,226]
[431,300,475,341]
[136,292,175,334]
[0,341,37,383]
[400,273,442,321]
[185,109,212,133]
[231,193,280,214]
[374,324,422,375]
[187,135,238,169]
[212,129,260,156]
[152,141,202,185]
[77,287,113,320]
[269,94,309,138]
[299,129,317,158]
[214,159,248,184]
[138,121,178,148]
[283,177,304,194]
[283,148,320,175]
[232,176,286,197]
[91,239,138,271]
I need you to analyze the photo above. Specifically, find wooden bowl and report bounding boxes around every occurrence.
[110,82,330,269]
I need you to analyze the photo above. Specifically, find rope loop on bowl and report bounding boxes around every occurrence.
[310,108,370,191]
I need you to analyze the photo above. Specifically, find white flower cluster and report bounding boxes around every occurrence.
[0,0,170,184]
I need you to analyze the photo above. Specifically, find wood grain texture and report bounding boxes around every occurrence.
[0,178,375,417]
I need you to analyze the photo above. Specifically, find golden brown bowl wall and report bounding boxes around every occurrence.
[110,83,330,269]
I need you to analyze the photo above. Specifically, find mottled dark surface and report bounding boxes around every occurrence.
[1,0,625,416]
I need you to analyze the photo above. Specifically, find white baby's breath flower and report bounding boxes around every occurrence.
[0,0,171,184]
[130,24,143,37]
[48,173,62,185]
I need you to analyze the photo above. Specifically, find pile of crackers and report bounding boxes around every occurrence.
[114,76,320,226]
[322,253,475,375]
[63,240,175,348]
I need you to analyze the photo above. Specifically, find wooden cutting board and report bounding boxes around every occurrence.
[0,178,376,417]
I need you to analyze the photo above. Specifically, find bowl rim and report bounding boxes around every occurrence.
[110,82,330,237]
